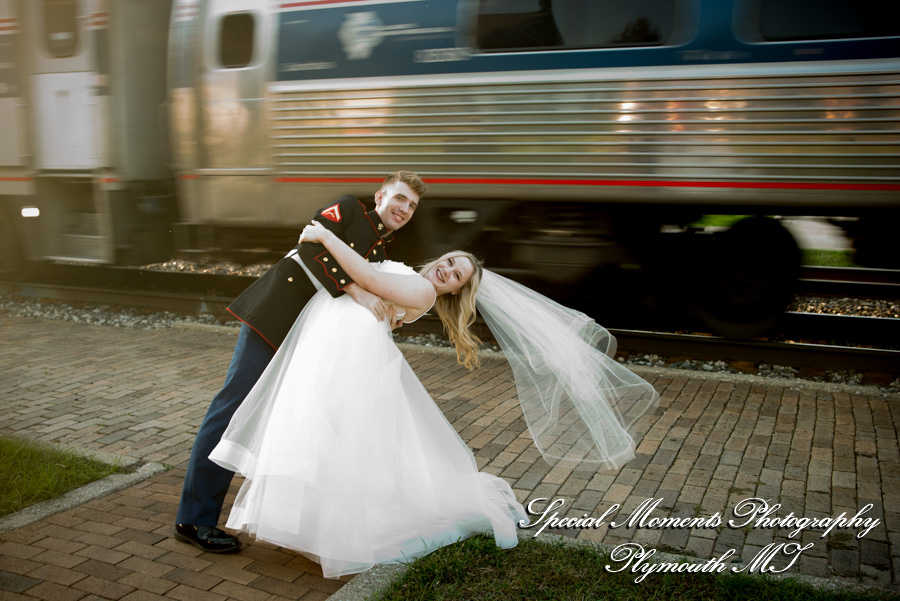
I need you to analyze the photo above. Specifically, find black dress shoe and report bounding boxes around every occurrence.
[174,524,243,553]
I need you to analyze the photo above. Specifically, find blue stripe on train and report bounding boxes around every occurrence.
[276,0,900,82]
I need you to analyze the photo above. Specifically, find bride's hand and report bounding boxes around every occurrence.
[298,220,331,244]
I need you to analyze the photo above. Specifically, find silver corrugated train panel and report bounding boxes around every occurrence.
[268,70,900,192]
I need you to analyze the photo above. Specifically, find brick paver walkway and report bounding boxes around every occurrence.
[1,314,897,599]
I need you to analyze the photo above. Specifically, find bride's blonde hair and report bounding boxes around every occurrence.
[418,251,484,369]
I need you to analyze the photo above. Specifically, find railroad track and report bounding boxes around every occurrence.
[2,270,898,380]
[16,262,900,300]
[398,314,900,376]
[797,265,900,298]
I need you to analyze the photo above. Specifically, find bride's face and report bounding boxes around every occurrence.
[426,254,474,296]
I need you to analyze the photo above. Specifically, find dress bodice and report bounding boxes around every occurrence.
[373,261,436,323]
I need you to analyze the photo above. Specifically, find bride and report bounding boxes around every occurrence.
[210,220,658,579]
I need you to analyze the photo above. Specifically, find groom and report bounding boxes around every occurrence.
[174,171,427,552]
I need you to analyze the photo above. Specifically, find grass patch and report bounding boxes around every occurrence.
[687,217,860,268]
[0,436,129,518]
[690,215,756,228]
[375,535,896,601]
[801,249,858,267]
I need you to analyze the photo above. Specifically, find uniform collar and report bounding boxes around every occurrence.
[367,208,396,242]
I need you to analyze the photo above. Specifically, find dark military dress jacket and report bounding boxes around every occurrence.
[227,195,394,349]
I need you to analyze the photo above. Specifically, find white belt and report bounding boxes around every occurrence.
[286,249,323,291]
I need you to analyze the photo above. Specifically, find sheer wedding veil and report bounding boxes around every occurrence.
[476,270,659,470]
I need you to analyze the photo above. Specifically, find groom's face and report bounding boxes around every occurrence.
[375,181,419,232]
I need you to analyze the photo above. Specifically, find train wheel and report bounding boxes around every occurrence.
[692,216,800,339]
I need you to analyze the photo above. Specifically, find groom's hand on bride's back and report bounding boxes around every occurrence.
[389,306,404,331]
[344,283,389,322]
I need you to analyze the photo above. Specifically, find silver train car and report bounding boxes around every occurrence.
[0,0,174,269]
[3,0,899,335]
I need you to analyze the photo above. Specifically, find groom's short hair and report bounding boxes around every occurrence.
[383,171,427,198]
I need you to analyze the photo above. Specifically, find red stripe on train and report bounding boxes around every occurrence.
[272,177,900,191]
[281,0,379,8]
[274,177,383,184]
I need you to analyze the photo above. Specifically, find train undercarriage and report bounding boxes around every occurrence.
[165,199,896,340]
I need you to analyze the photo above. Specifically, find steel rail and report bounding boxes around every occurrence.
[799,265,900,284]
[400,315,900,375]
[607,329,900,375]
[3,266,897,373]
[0,282,233,316]
[796,266,900,299]
[11,262,900,304]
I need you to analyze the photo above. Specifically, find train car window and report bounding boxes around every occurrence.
[476,0,677,51]
[754,0,900,41]
[219,13,255,68]
[43,0,79,58]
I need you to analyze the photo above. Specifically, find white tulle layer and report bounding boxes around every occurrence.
[210,264,524,579]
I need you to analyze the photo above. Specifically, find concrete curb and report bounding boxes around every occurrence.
[329,563,408,601]
[0,445,168,535]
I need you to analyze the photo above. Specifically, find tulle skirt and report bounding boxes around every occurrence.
[210,286,525,578]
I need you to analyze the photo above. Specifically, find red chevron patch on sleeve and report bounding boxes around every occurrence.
[321,204,342,223]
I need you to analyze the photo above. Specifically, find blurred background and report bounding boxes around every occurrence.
[1,0,898,339]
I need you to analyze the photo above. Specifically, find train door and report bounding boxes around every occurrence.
[13,0,175,265]
[27,0,101,170]
[195,0,274,232]
[0,0,23,168]
[14,0,109,262]
[0,0,30,273]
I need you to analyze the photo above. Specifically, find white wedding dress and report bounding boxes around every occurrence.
[210,261,525,579]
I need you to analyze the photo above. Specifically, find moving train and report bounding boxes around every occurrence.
[1,0,898,336]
